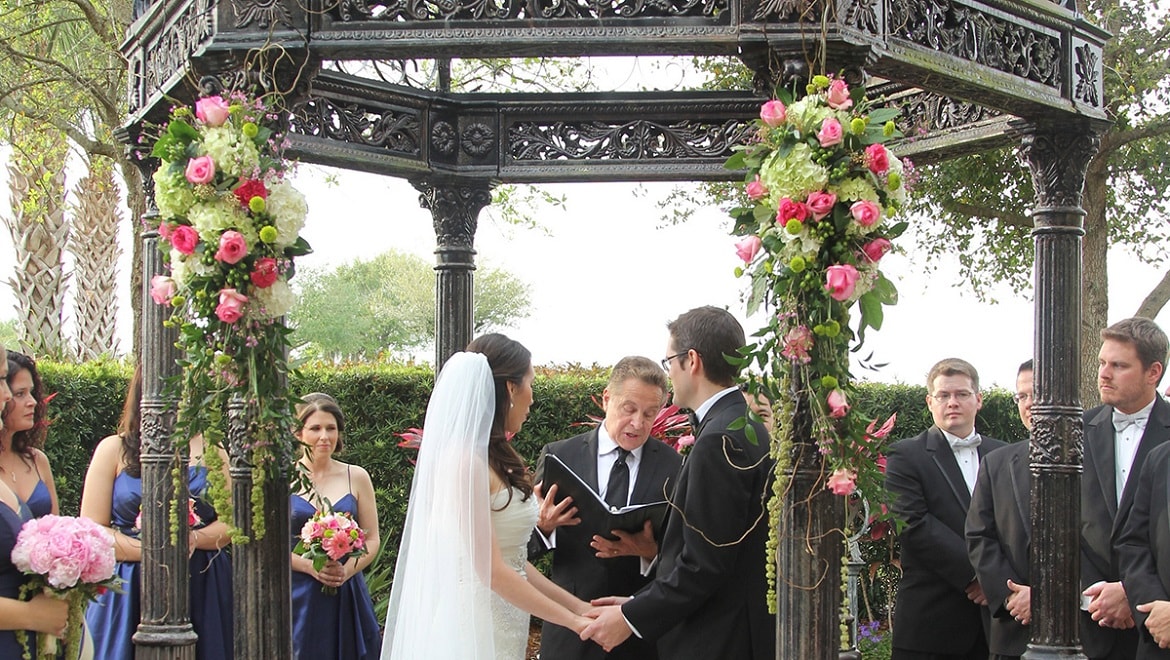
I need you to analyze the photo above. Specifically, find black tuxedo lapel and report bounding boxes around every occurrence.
[1118,398,1170,533]
[1009,446,1032,545]
[1087,406,1119,520]
[630,441,677,505]
[927,428,971,510]
[576,428,601,492]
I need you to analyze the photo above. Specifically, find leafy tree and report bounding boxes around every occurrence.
[909,0,1170,402]
[289,249,532,361]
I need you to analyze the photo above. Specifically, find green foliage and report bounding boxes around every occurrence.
[35,359,1023,616]
[288,250,533,361]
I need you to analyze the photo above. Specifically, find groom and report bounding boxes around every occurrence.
[581,306,775,659]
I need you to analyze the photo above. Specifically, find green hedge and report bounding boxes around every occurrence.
[36,360,1026,617]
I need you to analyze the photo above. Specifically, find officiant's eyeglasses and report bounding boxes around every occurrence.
[661,351,691,371]
[1013,392,1033,403]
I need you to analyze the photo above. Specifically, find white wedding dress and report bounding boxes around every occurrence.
[490,488,539,660]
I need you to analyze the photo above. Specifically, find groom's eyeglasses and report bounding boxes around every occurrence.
[661,351,690,371]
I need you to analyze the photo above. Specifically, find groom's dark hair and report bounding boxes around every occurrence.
[667,306,745,387]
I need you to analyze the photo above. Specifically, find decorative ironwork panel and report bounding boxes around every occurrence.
[324,0,725,22]
[289,97,423,157]
[508,118,753,161]
[129,0,215,114]
[894,90,1003,135]
[885,0,1062,89]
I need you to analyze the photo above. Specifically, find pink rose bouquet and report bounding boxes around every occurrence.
[727,74,906,609]
[10,515,122,659]
[148,92,313,537]
[293,507,368,595]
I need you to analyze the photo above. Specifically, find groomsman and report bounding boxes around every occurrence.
[966,360,1033,660]
[886,357,1005,660]
[1084,317,1170,659]
[529,356,683,660]
[580,306,774,660]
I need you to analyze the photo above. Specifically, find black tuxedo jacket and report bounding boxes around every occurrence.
[966,441,1031,657]
[885,426,1004,655]
[529,428,682,660]
[1082,398,1170,659]
[1109,397,1170,660]
[621,391,775,660]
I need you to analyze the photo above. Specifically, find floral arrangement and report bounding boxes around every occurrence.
[11,515,121,659]
[725,75,908,610]
[293,506,368,595]
[149,92,311,541]
[579,397,694,454]
[136,497,202,532]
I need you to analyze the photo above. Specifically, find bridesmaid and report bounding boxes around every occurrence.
[0,351,59,519]
[81,367,235,660]
[290,393,381,660]
[0,343,68,657]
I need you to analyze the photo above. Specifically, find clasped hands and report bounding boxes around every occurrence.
[1137,600,1170,648]
[576,596,633,652]
[313,559,353,590]
[1084,581,1134,629]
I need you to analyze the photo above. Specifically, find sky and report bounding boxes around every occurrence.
[2,137,1168,393]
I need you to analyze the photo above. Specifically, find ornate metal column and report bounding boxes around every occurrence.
[133,160,198,658]
[229,397,293,660]
[1019,121,1102,660]
[777,394,842,660]
[413,178,493,367]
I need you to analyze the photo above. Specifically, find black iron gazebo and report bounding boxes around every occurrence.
[121,0,1108,657]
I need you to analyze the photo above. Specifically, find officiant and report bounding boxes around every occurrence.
[528,356,683,660]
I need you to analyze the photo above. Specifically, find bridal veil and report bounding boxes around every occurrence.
[382,352,497,659]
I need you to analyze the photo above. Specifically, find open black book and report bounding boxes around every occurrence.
[543,454,669,539]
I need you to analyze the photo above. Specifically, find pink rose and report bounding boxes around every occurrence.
[866,143,890,174]
[776,197,809,227]
[827,389,851,419]
[817,118,843,147]
[195,96,231,127]
[184,156,215,185]
[746,175,768,201]
[850,200,882,227]
[158,222,172,240]
[735,236,762,264]
[781,325,814,364]
[250,257,280,288]
[805,191,837,221]
[826,468,857,496]
[170,225,199,255]
[150,275,177,305]
[861,237,892,263]
[215,289,248,324]
[825,79,853,110]
[760,100,787,127]
[824,264,860,301]
[214,230,248,265]
[676,435,695,452]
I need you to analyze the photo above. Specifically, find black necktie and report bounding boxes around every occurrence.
[605,448,630,510]
[687,410,701,433]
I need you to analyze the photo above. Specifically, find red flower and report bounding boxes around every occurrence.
[233,179,268,208]
[250,257,279,288]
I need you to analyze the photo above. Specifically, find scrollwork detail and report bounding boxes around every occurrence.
[288,97,422,156]
[414,181,492,249]
[461,122,495,157]
[508,119,754,161]
[1019,126,1101,210]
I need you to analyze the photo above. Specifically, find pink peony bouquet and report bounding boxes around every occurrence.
[11,515,121,659]
[293,507,367,595]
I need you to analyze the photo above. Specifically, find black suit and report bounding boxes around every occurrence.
[529,429,682,660]
[885,426,1005,657]
[1109,397,1170,659]
[621,391,775,660]
[966,442,1031,659]
[1082,399,1170,659]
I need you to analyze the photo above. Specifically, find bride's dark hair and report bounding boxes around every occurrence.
[465,333,534,503]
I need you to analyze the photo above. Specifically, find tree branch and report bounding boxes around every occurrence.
[59,0,119,47]
[0,96,118,159]
[1136,267,1170,320]
[1100,115,1170,155]
[939,199,1032,229]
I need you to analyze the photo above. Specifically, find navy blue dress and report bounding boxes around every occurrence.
[84,468,234,660]
[290,491,381,660]
[21,479,52,519]
[1,502,33,657]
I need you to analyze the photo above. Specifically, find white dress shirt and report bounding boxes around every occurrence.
[1115,398,1156,504]
[942,429,981,494]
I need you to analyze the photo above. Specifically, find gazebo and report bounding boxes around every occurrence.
[120,0,1109,658]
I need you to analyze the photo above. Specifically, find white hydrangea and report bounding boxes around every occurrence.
[829,176,880,204]
[200,126,261,179]
[251,278,295,319]
[153,167,196,220]
[785,97,836,136]
[759,143,829,205]
[885,155,908,207]
[188,199,253,246]
[169,250,189,285]
[265,180,308,249]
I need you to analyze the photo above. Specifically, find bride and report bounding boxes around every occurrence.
[382,334,593,659]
